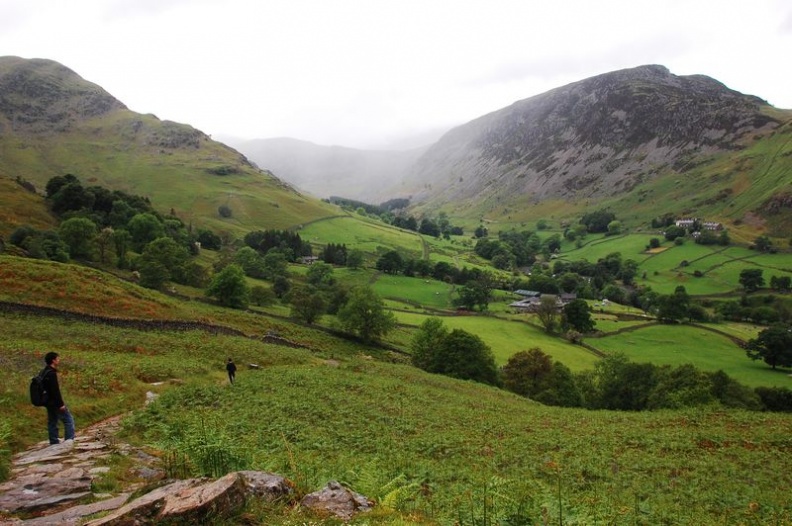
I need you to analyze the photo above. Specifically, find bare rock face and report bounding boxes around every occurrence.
[401,64,787,208]
[300,480,373,521]
[0,442,94,514]
[83,471,292,526]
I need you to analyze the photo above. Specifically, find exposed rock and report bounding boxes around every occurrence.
[83,471,292,526]
[300,480,373,520]
[19,494,130,526]
[398,64,788,212]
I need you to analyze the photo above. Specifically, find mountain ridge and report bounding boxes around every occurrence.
[0,56,338,233]
[401,65,784,202]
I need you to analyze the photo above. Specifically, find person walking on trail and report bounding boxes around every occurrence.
[226,357,237,384]
[42,352,75,445]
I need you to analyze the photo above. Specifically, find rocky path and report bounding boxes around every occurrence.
[0,413,371,525]
[0,415,164,525]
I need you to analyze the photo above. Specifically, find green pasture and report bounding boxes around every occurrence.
[699,321,762,342]
[393,310,600,371]
[560,233,659,262]
[591,324,791,388]
[591,313,653,333]
[372,274,456,310]
[4,113,339,235]
[299,216,424,259]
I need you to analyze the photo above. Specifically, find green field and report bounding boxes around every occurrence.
[393,310,600,371]
[372,274,456,310]
[591,324,792,388]
[299,216,424,260]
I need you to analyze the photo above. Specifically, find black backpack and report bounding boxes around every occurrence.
[30,368,50,407]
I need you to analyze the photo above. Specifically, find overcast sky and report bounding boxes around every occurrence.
[2,0,791,149]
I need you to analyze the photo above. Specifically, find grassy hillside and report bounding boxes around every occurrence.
[0,175,57,238]
[0,57,340,235]
[2,256,792,523]
[0,112,340,234]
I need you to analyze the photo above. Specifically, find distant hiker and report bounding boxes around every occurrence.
[226,358,237,384]
[42,352,75,445]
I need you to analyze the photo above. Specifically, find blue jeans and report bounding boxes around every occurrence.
[47,406,75,444]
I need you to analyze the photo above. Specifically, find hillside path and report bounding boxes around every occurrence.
[0,412,163,525]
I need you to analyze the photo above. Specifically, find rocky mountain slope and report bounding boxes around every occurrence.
[396,65,792,232]
[229,137,427,202]
[0,57,337,233]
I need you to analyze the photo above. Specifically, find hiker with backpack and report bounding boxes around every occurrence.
[39,352,75,445]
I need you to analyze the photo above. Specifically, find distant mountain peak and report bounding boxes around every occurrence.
[0,56,126,133]
[403,64,783,208]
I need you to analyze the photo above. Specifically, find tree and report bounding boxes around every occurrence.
[595,353,658,411]
[455,273,495,311]
[218,204,232,218]
[439,329,500,385]
[770,275,791,292]
[563,299,595,333]
[289,286,326,325]
[412,325,499,386]
[112,229,131,268]
[534,362,583,407]
[206,264,249,309]
[337,286,396,343]
[664,225,685,241]
[739,268,765,292]
[261,250,289,281]
[411,317,449,372]
[234,246,266,278]
[375,250,404,274]
[746,324,792,369]
[50,181,94,215]
[197,228,222,250]
[607,220,622,235]
[502,348,553,397]
[580,209,615,233]
[249,285,276,307]
[306,261,335,288]
[127,213,164,252]
[536,295,560,333]
[346,249,364,270]
[138,260,170,289]
[272,275,291,299]
[58,217,97,259]
[96,227,115,264]
[656,286,690,322]
[753,235,773,252]
[140,237,191,284]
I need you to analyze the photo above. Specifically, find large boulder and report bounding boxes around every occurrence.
[83,471,291,525]
[300,480,373,521]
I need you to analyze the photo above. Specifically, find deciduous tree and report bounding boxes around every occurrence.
[337,286,396,343]
[206,264,249,309]
[746,324,792,370]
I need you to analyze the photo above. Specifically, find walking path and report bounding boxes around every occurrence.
[0,414,164,525]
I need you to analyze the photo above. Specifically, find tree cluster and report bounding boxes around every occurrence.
[502,350,792,411]
[243,229,311,262]
[580,209,616,234]
[411,318,499,386]
[374,250,491,286]
[326,197,463,238]
[10,175,221,291]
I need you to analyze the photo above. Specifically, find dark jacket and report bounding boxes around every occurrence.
[226,361,237,374]
[41,365,64,410]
